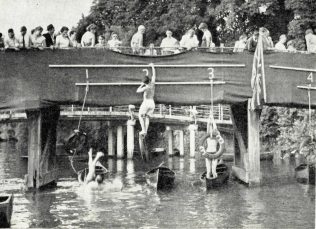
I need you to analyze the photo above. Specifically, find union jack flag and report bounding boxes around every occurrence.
[250,32,266,110]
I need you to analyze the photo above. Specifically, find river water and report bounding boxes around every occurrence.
[0,142,315,228]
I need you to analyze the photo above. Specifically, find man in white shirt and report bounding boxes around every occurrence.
[131,25,145,54]
[17,26,31,49]
[4,28,19,51]
[160,30,179,54]
[275,34,287,51]
[305,29,316,53]
[180,29,199,50]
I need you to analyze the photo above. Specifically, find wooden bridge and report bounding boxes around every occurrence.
[0,47,315,189]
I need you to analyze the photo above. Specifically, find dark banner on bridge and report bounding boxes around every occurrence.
[0,49,315,110]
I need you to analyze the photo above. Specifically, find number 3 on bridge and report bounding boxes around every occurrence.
[208,68,214,79]
[307,72,313,83]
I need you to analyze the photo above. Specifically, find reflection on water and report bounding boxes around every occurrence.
[0,142,314,228]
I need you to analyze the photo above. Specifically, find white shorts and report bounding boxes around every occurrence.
[139,99,155,116]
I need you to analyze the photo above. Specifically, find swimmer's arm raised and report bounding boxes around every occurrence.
[149,63,156,84]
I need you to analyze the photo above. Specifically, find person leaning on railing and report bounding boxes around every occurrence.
[31,26,47,50]
[0,33,4,50]
[160,30,179,55]
[55,26,71,49]
[180,28,199,50]
[4,28,20,51]
[95,35,107,48]
[305,29,316,53]
[69,30,81,48]
[81,23,97,47]
[233,34,247,52]
[107,32,122,52]
[17,26,31,49]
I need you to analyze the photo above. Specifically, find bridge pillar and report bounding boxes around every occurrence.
[126,119,136,159]
[116,125,124,158]
[25,106,60,189]
[107,124,115,157]
[179,130,184,157]
[166,126,174,156]
[231,100,261,186]
[188,124,198,158]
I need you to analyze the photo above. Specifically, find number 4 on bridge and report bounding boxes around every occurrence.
[307,72,313,83]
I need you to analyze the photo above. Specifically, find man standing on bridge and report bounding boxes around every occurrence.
[137,63,156,136]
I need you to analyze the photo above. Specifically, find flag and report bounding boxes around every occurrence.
[250,31,266,110]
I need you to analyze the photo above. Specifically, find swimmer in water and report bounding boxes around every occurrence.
[85,148,105,184]
[136,63,156,136]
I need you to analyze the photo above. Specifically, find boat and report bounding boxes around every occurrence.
[200,164,229,189]
[0,194,13,228]
[295,164,315,185]
[145,166,175,190]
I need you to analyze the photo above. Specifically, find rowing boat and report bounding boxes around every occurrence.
[200,164,229,189]
[0,194,13,228]
[145,167,175,190]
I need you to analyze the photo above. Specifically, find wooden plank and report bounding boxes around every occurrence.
[247,100,261,185]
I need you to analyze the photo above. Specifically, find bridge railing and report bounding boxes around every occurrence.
[62,104,232,124]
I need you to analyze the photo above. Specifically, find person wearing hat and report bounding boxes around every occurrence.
[198,22,213,48]
[17,26,31,49]
[43,24,55,47]
[31,26,46,50]
[4,28,19,51]
[81,24,97,47]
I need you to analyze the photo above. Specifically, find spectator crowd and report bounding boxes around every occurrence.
[0,23,315,55]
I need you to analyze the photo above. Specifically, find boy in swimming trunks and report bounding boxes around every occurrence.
[136,63,156,135]
[85,148,105,184]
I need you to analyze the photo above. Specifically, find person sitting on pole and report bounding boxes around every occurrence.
[136,63,156,136]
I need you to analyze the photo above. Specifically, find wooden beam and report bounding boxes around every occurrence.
[25,107,60,189]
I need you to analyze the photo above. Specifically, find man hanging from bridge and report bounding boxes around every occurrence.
[137,63,156,136]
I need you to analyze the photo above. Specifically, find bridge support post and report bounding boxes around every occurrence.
[231,100,261,186]
[25,106,60,189]
[166,126,174,156]
[179,130,184,157]
[116,125,124,158]
[189,124,198,158]
[126,119,135,159]
[107,124,115,157]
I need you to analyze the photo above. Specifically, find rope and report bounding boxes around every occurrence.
[69,69,89,175]
[77,69,89,130]
[308,84,313,141]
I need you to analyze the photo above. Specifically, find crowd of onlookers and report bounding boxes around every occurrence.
[0,23,315,54]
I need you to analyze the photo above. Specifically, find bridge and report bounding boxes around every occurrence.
[0,47,315,189]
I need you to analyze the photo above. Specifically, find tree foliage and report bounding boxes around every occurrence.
[75,0,315,48]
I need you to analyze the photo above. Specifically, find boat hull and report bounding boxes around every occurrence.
[0,194,13,228]
[200,164,229,189]
[146,167,175,190]
[295,164,315,185]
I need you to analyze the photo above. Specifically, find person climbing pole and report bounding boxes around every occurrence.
[136,63,156,136]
